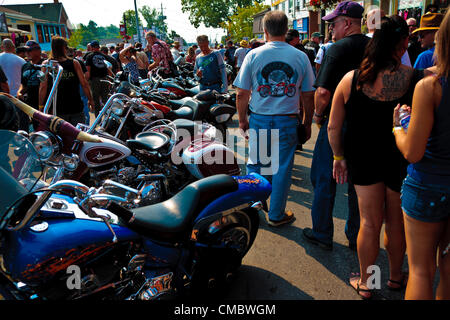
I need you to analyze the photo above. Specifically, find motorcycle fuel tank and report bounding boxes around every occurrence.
[80,137,131,168]
[1,216,140,286]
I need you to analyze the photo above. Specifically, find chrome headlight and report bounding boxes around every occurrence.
[29,131,60,161]
[215,114,231,123]
[111,99,125,116]
[62,154,80,171]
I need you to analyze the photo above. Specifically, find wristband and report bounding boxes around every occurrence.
[333,155,345,161]
[392,126,403,133]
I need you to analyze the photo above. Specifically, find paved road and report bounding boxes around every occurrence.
[221,116,409,301]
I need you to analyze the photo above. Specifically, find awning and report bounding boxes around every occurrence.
[7,27,31,35]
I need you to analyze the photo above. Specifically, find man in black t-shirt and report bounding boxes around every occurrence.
[85,40,111,116]
[303,1,369,253]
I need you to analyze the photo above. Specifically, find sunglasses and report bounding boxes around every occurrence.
[328,18,347,27]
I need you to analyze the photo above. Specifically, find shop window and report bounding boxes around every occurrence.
[43,25,50,42]
[37,25,44,43]
[17,24,31,32]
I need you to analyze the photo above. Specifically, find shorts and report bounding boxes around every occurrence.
[347,155,408,193]
[401,174,450,223]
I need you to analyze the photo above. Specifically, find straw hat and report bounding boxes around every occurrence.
[412,12,444,33]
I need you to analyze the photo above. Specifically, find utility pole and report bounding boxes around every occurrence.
[134,0,141,43]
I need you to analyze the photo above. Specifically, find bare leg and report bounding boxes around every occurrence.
[436,218,450,300]
[404,213,445,300]
[354,183,385,284]
[384,187,407,287]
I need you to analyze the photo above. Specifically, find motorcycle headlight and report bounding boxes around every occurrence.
[215,114,231,123]
[62,154,80,171]
[111,99,125,116]
[30,131,60,161]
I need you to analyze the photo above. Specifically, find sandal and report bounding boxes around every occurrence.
[349,273,372,300]
[387,272,408,291]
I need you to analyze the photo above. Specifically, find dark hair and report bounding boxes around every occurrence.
[100,46,108,54]
[263,11,288,37]
[358,15,409,88]
[50,36,68,60]
[286,29,300,43]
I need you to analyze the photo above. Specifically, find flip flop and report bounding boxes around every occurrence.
[349,273,372,300]
[387,272,408,291]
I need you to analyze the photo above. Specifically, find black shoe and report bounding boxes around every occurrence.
[302,228,333,251]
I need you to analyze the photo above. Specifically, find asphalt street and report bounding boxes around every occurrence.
[221,116,411,301]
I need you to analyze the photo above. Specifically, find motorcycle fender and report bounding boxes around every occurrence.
[194,173,271,223]
[209,104,235,117]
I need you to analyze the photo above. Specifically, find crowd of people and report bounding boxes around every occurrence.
[0,0,448,301]
[233,2,449,301]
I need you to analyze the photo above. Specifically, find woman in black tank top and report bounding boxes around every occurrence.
[38,36,94,127]
[327,16,425,299]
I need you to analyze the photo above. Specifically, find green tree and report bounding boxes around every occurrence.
[139,5,168,36]
[121,9,143,38]
[222,2,269,41]
[181,0,259,28]
[68,28,84,48]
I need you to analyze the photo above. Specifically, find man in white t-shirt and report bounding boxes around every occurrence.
[171,41,181,61]
[0,38,26,97]
[233,10,315,227]
[234,40,250,73]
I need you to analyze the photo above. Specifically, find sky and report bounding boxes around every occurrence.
[0,0,245,43]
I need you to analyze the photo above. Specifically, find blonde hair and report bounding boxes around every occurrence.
[434,6,450,78]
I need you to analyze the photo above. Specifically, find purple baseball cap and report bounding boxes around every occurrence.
[322,1,365,21]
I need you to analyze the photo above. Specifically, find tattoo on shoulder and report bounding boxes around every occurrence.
[362,68,414,101]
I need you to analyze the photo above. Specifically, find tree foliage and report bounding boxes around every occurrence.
[68,21,121,48]
[221,2,269,41]
[121,10,142,39]
[180,0,260,28]
[139,5,168,36]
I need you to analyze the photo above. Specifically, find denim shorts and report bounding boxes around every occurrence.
[401,174,450,223]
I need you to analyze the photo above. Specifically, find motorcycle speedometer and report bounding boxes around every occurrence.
[29,131,60,161]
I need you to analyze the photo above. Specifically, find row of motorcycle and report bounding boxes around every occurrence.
[0,62,271,300]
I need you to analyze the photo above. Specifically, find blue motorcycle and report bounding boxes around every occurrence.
[0,130,271,300]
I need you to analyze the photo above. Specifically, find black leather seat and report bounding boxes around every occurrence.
[126,131,170,152]
[129,174,238,242]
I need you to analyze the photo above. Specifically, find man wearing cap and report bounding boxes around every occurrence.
[234,40,250,74]
[85,40,112,116]
[17,40,44,113]
[303,1,368,251]
[305,32,322,56]
[413,12,444,70]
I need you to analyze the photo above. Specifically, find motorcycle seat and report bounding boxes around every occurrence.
[126,131,170,152]
[172,119,198,137]
[169,106,194,120]
[129,174,238,242]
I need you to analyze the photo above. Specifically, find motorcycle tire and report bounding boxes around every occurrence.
[188,207,259,297]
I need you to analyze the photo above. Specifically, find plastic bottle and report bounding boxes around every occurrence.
[399,108,411,132]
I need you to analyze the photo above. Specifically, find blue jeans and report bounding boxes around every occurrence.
[310,118,360,245]
[401,174,450,223]
[80,85,90,125]
[246,113,298,221]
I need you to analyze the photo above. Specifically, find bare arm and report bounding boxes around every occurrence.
[235,87,251,137]
[393,76,441,163]
[38,61,49,110]
[314,87,331,125]
[74,59,95,111]
[327,71,353,184]
[300,90,315,142]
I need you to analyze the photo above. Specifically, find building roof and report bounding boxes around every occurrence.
[2,3,63,24]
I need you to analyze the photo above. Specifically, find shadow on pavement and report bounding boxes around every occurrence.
[224,265,314,300]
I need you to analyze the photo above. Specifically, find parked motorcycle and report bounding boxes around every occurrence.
[0,129,271,300]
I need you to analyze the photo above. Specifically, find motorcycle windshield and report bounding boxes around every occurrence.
[0,130,43,196]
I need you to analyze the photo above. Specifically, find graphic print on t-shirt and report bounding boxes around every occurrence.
[92,54,107,69]
[257,61,298,98]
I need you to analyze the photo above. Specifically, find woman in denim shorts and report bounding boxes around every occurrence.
[393,9,450,300]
